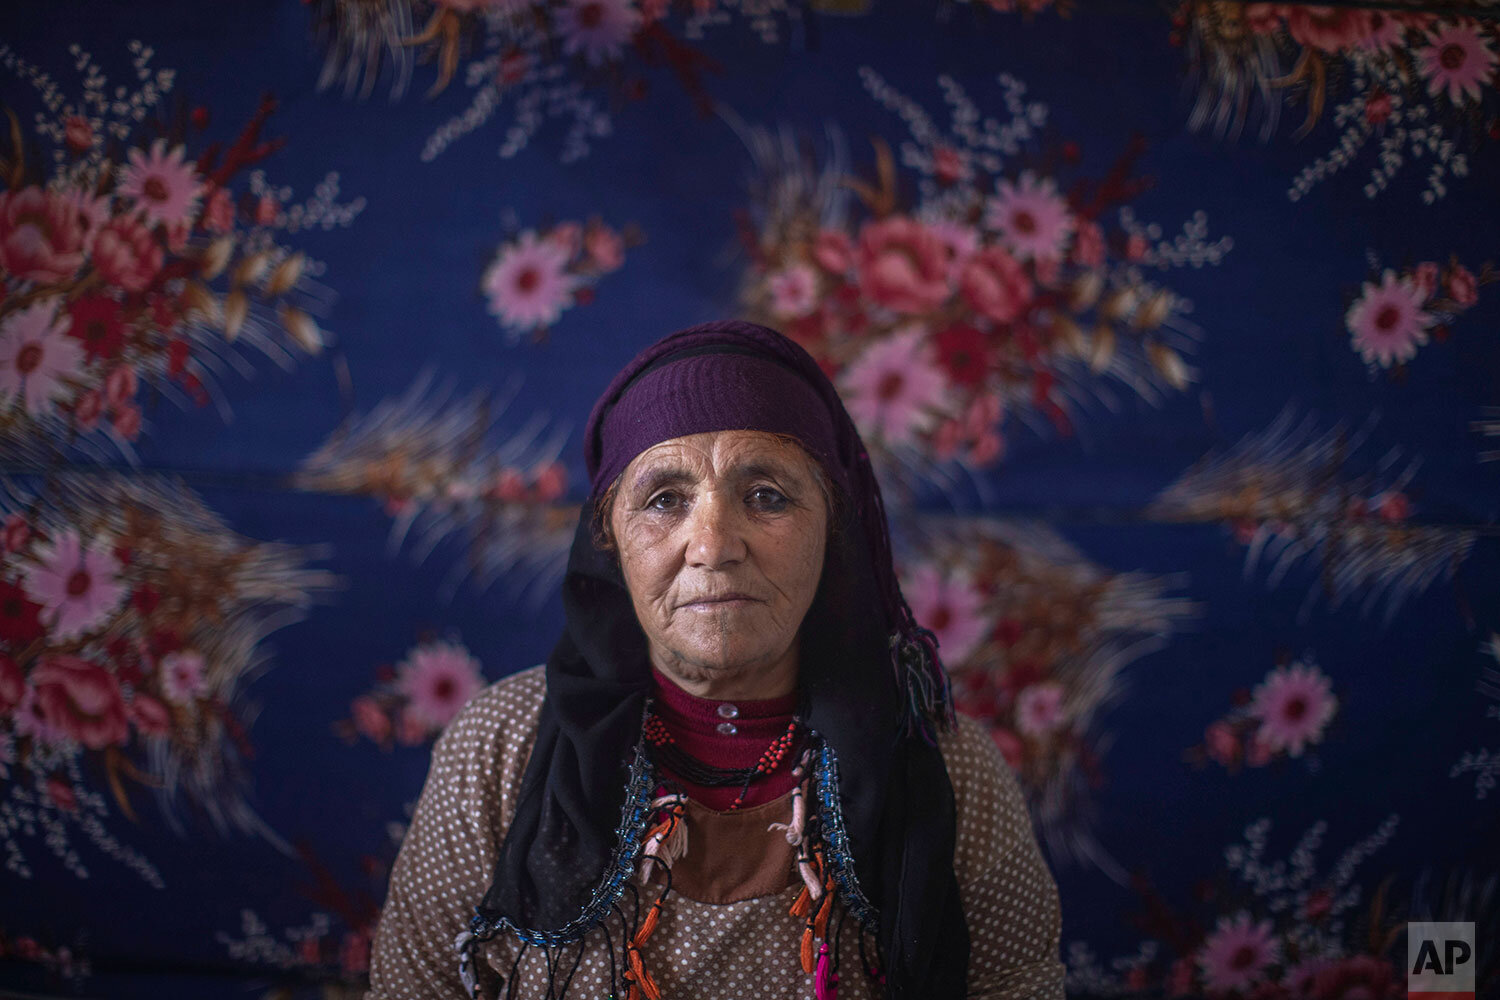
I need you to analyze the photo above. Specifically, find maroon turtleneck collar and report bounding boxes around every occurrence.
[648,667,804,810]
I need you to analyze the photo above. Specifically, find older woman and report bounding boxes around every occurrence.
[367,320,1064,1000]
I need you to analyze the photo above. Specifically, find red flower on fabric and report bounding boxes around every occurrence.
[1309,955,1401,1000]
[0,186,89,284]
[104,364,138,408]
[31,653,131,749]
[2,514,29,552]
[958,246,1032,324]
[65,295,128,360]
[129,692,172,736]
[935,324,992,388]
[93,216,163,293]
[1286,8,1371,53]
[813,229,854,275]
[855,216,951,314]
[46,775,79,812]
[64,116,94,154]
[73,389,104,430]
[0,580,46,646]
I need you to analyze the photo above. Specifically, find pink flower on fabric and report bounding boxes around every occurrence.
[0,301,86,417]
[104,364,138,409]
[553,0,641,67]
[397,640,484,733]
[73,388,104,430]
[47,775,79,812]
[13,685,63,746]
[61,187,111,252]
[548,222,584,257]
[838,326,947,446]
[351,695,392,744]
[767,263,820,320]
[159,649,207,704]
[1346,269,1434,368]
[201,186,235,233]
[1446,264,1479,307]
[1249,660,1337,757]
[1418,23,1497,105]
[1070,219,1105,268]
[854,216,951,314]
[1285,8,1372,53]
[1359,11,1405,51]
[396,707,429,745]
[1242,4,1282,34]
[903,564,991,666]
[0,186,88,284]
[930,145,970,187]
[984,171,1074,263]
[1015,682,1066,736]
[1197,912,1280,994]
[922,217,980,284]
[813,229,854,275]
[22,529,126,640]
[1410,261,1440,302]
[584,222,625,272]
[1204,720,1240,766]
[31,653,130,750]
[64,115,95,154]
[254,195,280,227]
[482,230,578,332]
[113,400,143,441]
[959,245,1032,324]
[129,693,172,737]
[93,215,164,293]
[116,140,203,229]
[1364,88,1394,127]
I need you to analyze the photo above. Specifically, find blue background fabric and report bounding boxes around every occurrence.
[0,1,1496,997]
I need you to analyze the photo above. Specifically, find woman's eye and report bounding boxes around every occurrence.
[647,491,681,511]
[748,486,788,509]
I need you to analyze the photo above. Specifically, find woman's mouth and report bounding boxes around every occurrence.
[680,594,759,610]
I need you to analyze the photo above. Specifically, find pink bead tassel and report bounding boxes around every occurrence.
[815,942,838,1000]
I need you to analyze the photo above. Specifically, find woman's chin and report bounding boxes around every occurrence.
[659,647,791,689]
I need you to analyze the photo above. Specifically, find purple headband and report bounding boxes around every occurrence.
[582,318,955,738]
[586,343,847,501]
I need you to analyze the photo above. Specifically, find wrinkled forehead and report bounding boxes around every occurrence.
[590,350,847,501]
[616,430,823,492]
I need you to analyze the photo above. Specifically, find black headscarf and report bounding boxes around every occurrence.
[475,320,968,998]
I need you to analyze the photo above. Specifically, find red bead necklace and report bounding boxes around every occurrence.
[645,713,800,810]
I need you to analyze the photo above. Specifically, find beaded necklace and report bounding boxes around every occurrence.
[643,712,800,810]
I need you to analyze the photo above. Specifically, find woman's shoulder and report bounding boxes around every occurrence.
[421,663,549,840]
[438,662,548,752]
[937,711,1038,879]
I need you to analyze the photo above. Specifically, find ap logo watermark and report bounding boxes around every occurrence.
[1408,922,1475,998]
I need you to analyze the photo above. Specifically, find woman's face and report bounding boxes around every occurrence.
[608,429,828,699]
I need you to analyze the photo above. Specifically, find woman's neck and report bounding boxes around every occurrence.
[648,666,803,811]
[648,644,799,701]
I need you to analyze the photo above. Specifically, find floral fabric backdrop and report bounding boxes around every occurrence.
[0,1,1497,997]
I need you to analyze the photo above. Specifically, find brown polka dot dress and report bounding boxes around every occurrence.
[366,665,1065,999]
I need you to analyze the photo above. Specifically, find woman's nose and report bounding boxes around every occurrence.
[685,491,747,568]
